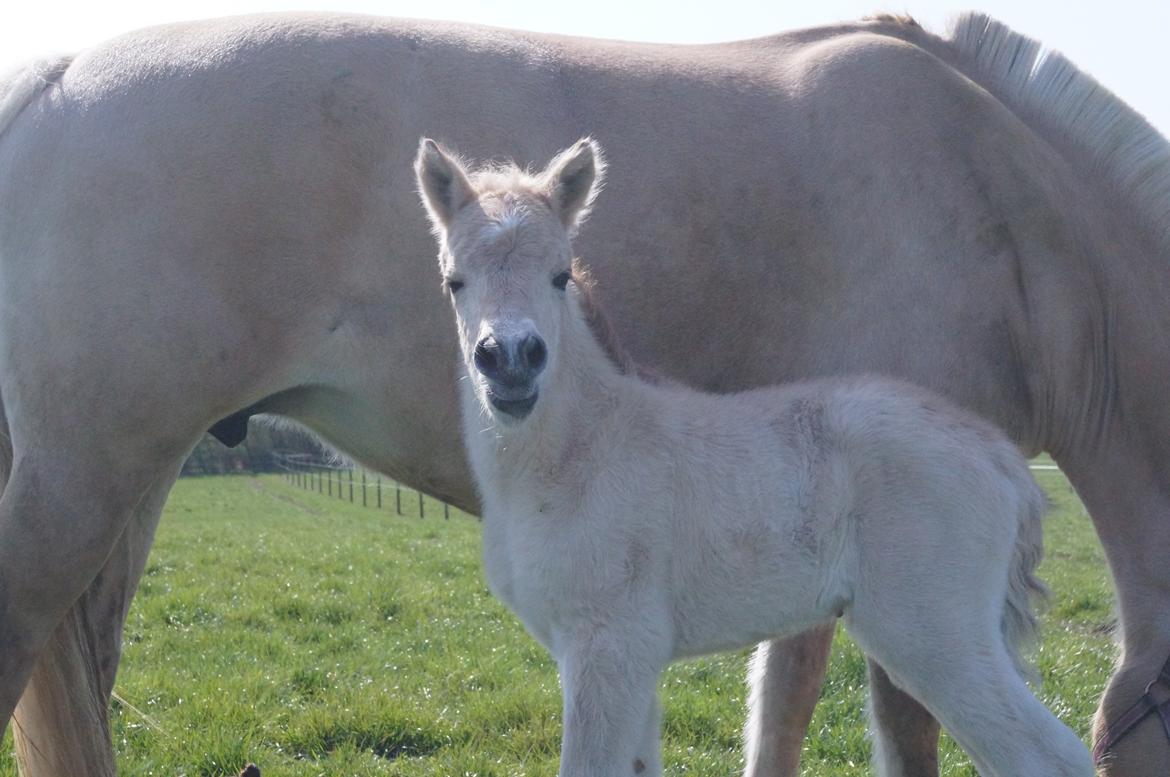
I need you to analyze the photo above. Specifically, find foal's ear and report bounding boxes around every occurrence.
[415,138,476,229]
[542,138,605,231]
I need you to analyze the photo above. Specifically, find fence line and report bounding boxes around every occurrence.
[273,450,1060,522]
[271,451,456,520]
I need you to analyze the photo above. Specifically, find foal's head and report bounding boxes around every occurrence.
[415,138,604,424]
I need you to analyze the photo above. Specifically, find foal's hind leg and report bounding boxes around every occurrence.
[851,623,1092,776]
[12,461,180,777]
[866,658,940,777]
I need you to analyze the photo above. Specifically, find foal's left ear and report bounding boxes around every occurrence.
[542,138,605,232]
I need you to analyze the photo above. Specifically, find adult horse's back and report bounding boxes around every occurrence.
[0,12,1167,776]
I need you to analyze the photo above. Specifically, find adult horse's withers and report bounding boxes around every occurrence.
[0,11,1167,776]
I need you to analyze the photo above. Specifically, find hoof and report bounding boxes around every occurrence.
[240,765,261,777]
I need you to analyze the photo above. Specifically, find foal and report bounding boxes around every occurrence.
[415,137,1094,777]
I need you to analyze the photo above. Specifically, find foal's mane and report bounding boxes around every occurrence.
[921,13,1170,248]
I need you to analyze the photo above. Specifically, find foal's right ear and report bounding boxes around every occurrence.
[415,138,476,229]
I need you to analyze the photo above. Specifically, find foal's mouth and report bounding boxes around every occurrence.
[487,390,538,420]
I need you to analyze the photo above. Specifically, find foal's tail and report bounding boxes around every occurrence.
[1001,468,1050,684]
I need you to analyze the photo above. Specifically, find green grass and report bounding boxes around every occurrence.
[0,469,1114,775]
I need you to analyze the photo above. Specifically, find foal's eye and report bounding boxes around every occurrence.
[444,277,465,294]
[552,271,571,291]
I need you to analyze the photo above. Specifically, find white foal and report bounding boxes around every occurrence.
[415,137,1094,777]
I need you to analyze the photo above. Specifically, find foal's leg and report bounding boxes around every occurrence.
[632,695,663,775]
[866,658,940,777]
[12,462,180,777]
[557,623,669,777]
[856,633,1092,776]
[1059,447,1170,777]
[743,624,834,777]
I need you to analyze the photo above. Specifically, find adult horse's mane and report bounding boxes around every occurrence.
[931,13,1170,246]
[569,260,639,377]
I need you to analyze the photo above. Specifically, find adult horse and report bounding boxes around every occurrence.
[0,11,1166,777]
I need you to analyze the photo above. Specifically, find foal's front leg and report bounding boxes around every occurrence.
[557,626,668,777]
[633,695,663,775]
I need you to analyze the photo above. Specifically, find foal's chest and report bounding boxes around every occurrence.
[481,494,620,652]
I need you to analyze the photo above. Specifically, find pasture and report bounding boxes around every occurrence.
[1,467,1114,775]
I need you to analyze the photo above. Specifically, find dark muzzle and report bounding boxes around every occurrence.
[474,333,546,418]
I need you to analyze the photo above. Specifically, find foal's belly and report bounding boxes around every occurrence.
[666,512,847,659]
[669,574,840,660]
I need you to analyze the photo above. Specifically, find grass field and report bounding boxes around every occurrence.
[1,468,1115,776]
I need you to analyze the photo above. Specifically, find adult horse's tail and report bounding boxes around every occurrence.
[0,57,71,140]
[1,56,119,777]
[1002,468,1050,684]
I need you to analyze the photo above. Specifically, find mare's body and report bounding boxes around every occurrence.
[0,11,1167,776]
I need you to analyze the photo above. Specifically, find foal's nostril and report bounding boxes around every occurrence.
[522,335,547,374]
[474,336,502,378]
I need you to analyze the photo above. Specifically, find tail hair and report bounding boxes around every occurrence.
[0,56,72,141]
[1001,471,1050,684]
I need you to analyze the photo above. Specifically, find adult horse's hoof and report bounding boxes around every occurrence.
[239,765,261,777]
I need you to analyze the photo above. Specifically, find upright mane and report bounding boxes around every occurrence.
[926,13,1170,247]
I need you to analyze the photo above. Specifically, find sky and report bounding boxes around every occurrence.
[2,1,1167,136]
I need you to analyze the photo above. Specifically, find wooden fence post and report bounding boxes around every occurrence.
[377,476,382,509]
[419,492,424,519]
[396,482,402,515]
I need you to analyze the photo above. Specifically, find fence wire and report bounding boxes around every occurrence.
[272,451,1059,522]
[271,451,457,520]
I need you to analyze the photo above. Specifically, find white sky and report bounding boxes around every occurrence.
[2,1,1167,135]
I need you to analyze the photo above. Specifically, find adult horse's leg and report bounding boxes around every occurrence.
[11,461,181,776]
[1058,445,1170,776]
[743,624,834,777]
[744,629,942,777]
[0,444,178,765]
[865,659,941,777]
